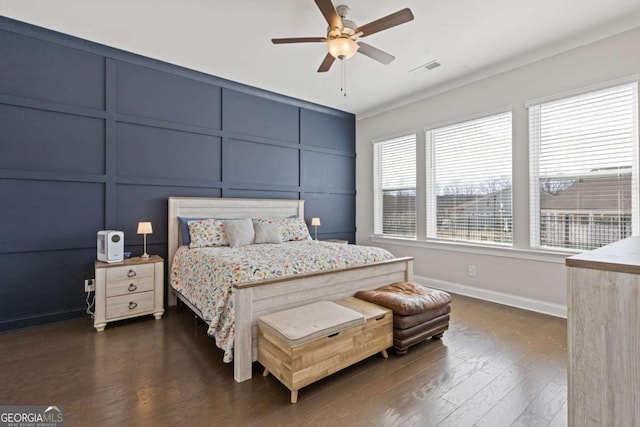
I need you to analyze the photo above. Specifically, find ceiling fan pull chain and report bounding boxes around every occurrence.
[340,58,344,95]
[340,58,347,97]
[344,59,347,97]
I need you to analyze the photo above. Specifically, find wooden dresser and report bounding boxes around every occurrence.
[566,237,640,426]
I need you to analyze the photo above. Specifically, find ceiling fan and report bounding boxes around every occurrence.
[272,0,414,73]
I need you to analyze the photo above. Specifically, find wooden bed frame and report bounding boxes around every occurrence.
[168,197,414,383]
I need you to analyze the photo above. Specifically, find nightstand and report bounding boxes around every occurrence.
[322,239,349,244]
[93,255,164,331]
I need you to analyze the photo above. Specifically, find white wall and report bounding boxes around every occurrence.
[356,26,640,317]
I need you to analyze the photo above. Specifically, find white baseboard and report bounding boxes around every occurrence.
[414,275,567,319]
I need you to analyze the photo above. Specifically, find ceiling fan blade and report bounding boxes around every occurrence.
[272,37,327,44]
[317,53,336,72]
[357,42,395,65]
[314,0,343,31]
[355,8,414,38]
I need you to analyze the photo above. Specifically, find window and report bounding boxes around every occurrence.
[529,82,638,251]
[426,111,512,245]
[373,134,416,237]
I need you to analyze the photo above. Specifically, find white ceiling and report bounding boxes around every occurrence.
[2,0,640,117]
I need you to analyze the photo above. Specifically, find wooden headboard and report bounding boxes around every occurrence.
[167,197,305,279]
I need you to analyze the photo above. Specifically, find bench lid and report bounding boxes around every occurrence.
[258,301,365,347]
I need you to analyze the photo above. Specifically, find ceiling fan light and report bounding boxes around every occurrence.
[328,37,358,59]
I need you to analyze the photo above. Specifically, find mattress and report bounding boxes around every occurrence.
[170,240,394,362]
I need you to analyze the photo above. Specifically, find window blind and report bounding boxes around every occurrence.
[373,134,416,237]
[426,112,512,245]
[529,82,638,251]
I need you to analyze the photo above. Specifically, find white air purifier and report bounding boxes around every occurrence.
[97,230,124,263]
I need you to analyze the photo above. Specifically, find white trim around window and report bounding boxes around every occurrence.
[372,133,417,238]
[425,109,514,247]
[528,81,639,252]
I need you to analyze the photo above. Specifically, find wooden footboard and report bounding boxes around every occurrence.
[232,256,414,382]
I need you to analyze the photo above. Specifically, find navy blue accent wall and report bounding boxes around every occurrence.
[0,17,356,331]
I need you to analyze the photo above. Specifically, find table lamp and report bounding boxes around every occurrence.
[311,217,321,241]
[136,221,153,258]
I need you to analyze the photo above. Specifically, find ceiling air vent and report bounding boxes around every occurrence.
[410,60,441,75]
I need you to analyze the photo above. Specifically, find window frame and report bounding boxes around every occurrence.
[372,132,417,239]
[425,108,514,247]
[527,80,639,252]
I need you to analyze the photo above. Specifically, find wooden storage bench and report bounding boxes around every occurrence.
[258,297,392,403]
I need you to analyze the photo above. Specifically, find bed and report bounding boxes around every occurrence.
[168,197,414,383]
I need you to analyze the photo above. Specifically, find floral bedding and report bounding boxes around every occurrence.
[170,241,394,362]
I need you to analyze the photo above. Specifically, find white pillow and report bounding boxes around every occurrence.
[254,222,282,244]
[224,219,255,248]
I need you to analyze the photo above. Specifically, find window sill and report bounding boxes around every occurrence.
[369,235,572,264]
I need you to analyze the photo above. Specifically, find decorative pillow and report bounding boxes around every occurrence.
[188,218,228,248]
[285,217,312,241]
[224,219,255,248]
[254,222,282,244]
[178,216,205,246]
[253,217,311,242]
[180,216,239,246]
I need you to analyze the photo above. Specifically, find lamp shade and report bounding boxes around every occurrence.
[311,217,321,226]
[327,37,358,59]
[137,222,153,234]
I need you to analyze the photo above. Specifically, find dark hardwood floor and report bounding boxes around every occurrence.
[0,294,567,426]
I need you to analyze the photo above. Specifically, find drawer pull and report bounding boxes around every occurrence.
[327,332,340,338]
[127,269,137,278]
[375,315,386,321]
[128,283,137,292]
[128,301,138,310]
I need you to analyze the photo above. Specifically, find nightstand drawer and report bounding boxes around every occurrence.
[106,291,155,319]
[106,276,155,297]
[106,263,154,282]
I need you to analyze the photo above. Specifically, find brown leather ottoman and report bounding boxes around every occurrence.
[355,282,451,355]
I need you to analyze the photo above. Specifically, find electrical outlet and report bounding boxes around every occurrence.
[85,279,95,292]
[467,265,477,277]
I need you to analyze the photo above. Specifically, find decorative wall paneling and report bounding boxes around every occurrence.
[0,17,355,330]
